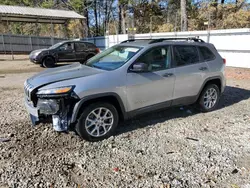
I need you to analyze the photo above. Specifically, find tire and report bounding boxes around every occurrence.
[75,102,119,141]
[86,54,95,60]
[198,84,220,112]
[42,56,55,68]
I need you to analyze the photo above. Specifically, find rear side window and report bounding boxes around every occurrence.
[75,43,86,51]
[199,46,215,61]
[173,45,199,67]
[85,43,96,48]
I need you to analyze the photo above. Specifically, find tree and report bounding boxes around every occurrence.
[181,0,188,31]
[118,0,128,34]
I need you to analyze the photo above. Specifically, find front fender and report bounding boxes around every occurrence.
[70,92,127,123]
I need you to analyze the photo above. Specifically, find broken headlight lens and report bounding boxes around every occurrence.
[37,99,59,114]
[37,86,74,95]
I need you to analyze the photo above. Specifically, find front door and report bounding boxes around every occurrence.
[57,42,76,61]
[74,42,87,61]
[126,46,175,112]
[171,45,208,105]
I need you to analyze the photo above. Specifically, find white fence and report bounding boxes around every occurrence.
[133,28,250,68]
[82,34,128,50]
[1,28,250,68]
[97,29,250,68]
[0,34,66,53]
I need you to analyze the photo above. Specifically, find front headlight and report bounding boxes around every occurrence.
[37,86,74,95]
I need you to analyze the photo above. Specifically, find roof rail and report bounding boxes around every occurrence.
[149,37,205,44]
[120,37,205,44]
[120,39,151,43]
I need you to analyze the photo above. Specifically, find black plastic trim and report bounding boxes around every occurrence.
[171,96,197,106]
[127,100,172,119]
[195,76,223,101]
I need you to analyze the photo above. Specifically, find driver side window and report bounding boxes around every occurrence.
[136,46,171,72]
[59,43,74,51]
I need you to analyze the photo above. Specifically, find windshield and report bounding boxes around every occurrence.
[85,46,141,70]
[49,42,65,50]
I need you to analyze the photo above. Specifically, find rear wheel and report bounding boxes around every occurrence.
[198,84,220,112]
[79,55,94,64]
[42,56,55,68]
[75,102,119,141]
[86,54,95,61]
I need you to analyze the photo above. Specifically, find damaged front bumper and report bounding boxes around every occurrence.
[24,97,74,132]
[24,98,39,125]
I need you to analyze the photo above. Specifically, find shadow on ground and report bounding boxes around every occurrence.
[115,86,250,136]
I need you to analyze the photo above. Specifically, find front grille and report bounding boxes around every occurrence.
[24,81,34,101]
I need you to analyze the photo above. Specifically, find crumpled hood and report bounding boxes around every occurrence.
[27,63,103,88]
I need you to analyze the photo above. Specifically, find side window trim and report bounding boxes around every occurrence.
[196,46,203,63]
[128,45,173,72]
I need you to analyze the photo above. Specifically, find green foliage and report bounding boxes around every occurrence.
[157,23,174,32]
[40,0,54,8]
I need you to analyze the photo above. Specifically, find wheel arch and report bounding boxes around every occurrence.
[42,55,56,63]
[86,53,96,59]
[71,93,127,124]
[196,76,222,101]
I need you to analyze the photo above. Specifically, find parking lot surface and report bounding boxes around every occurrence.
[0,60,250,188]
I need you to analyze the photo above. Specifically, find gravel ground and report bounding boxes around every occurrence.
[0,61,250,188]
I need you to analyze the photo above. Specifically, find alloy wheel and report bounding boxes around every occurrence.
[85,107,114,137]
[203,88,218,109]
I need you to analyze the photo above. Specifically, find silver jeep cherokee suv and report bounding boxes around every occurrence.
[24,38,226,141]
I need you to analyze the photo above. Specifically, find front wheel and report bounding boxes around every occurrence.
[42,56,55,68]
[198,84,220,112]
[75,102,119,141]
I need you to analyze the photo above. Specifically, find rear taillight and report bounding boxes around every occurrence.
[96,48,100,53]
[223,58,226,64]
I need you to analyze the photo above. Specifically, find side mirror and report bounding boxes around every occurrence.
[130,62,148,72]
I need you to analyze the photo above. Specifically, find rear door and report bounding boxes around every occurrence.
[75,42,87,61]
[85,42,98,54]
[172,45,208,105]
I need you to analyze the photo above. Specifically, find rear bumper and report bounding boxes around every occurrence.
[221,77,226,93]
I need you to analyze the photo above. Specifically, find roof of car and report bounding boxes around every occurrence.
[63,40,91,43]
[119,38,207,48]
[58,40,96,46]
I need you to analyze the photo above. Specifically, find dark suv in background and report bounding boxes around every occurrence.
[29,40,100,68]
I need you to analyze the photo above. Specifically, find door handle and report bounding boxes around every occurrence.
[163,73,174,77]
[199,67,208,71]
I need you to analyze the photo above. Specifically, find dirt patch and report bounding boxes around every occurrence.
[0,60,43,74]
[0,54,29,61]
[226,66,250,80]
